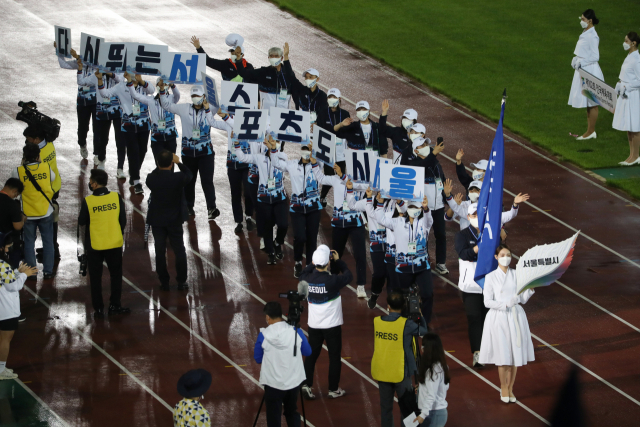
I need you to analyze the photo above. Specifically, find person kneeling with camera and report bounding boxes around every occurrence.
[297,245,352,400]
[254,302,311,427]
[372,291,428,427]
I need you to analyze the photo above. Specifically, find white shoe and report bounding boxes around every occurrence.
[96,161,105,170]
[356,285,367,298]
[434,263,449,274]
[328,388,346,399]
[619,160,633,166]
[575,131,596,141]
[116,169,126,179]
[500,395,510,403]
[301,385,316,400]
[472,351,484,368]
[0,369,18,380]
[94,155,99,167]
[4,368,13,374]
[509,395,517,403]
[259,238,265,250]
[80,146,89,159]
[631,157,640,165]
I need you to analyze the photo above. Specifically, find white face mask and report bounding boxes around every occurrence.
[580,19,588,29]
[192,96,204,106]
[269,57,282,66]
[409,133,422,141]
[402,118,413,129]
[469,217,479,228]
[472,170,485,181]
[274,142,281,151]
[468,192,479,202]
[305,78,317,89]
[356,110,369,121]
[417,146,431,157]
[327,98,339,108]
[623,42,631,51]
[230,54,237,61]
[407,207,421,218]
[301,150,310,160]
[498,256,512,267]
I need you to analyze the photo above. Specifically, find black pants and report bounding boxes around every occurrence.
[150,136,177,163]
[152,224,187,286]
[247,179,263,236]
[259,201,289,255]
[124,130,150,182]
[378,376,418,427]
[385,260,399,292]
[77,103,97,150]
[95,117,125,167]
[397,268,434,324]
[227,167,254,223]
[370,251,388,295]
[431,207,446,265]
[291,210,320,263]
[87,247,123,311]
[331,226,367,285]
[462,292,489,353]
[304,325,342,391]
[264,385,301,427]
[182,154,216,210]
[320,161,346,200]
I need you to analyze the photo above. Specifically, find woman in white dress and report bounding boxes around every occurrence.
[568,9,603,140]
[478,244,535,403]
[612,32,640,165]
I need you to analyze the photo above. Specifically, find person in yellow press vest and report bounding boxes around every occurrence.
[23,126,61,260]
[371,291,428,427]
[77,169,129,318]
[11,144,56,280]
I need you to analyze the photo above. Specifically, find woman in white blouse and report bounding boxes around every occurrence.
[612,32,640,165]
[568,9,603,140]
[478,245,535,403]
[414,333,449,427]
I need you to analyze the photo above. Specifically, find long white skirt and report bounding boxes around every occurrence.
[612,89,640,132]
[478,305,535,367]
[568,63,604,108]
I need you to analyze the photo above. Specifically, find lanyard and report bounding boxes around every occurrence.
[469,225,479,240]
[276,68,288,93]
[265,154,273,179]
[328,107,342,127]
[308,91,318,112]
[192,107,203,129]
[409,218,419,243]
[157,98,164,120]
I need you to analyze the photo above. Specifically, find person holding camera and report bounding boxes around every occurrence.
[12,144,56,280]
[254,301,311,427]
[0,179,26,269]
[77,169,129,318]
[371,291,428,427]
[297,245,352,400]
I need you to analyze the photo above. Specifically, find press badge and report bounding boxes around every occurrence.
[407,242,417,255]
[310,112,317,124]
[342,200,350,212]
[278,89,288,101]
[192,128,201,140]
[435,178,443,193]
[157,120,166,131]
[132,104,141,116]
[268,178,276,190]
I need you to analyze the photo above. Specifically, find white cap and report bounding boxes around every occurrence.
[303,68,320,78]
[408,200,422,208]
[469,180,482,190]
[471,160,488,170]
[190,86,205,96]
[468,203,478,216]
[412,136,427,150]
[410,123,425,134]
[312,244,331,266]
[225,33,244,48]
[327,88,341,98]
[356,100,370,110]
[403,109,418,121]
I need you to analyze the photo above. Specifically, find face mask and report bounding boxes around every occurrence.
[623,42,631,51]
[402,118,413,129]
[417,146,431,157]
[269,57,282,67]
[468,192,479,202]
[409,133,422,141]
[301,150,310,160]
[192,96,204,106]
[580,19,588,29]
[407,207,421,218]
[356,110,369,121]
[498,256,512,267]
[327,98,339,108]
[305,79,317,89]
[230,54,237,61]
[472,170,485,180]
[274,142,281,151]
[469,217,479,228]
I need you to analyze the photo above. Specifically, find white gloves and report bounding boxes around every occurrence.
[507,295,519,308]
[571,57,578,69]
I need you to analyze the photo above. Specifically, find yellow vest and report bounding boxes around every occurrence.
[86,192,123,250]
[39,142,61,193]
[371,316,407,383]
[18,163,53,217]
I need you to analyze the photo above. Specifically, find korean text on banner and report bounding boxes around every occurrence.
[220,81,258,115]
[345,149,390,189]
[269,107,311,144]
[202,73,220,111]
[312,126,336,166]
[233,109,268,143]
[97,42,127,72]
[54,26,71,58]
[80,33,104,67]
[379,163,424,201]
[579,68,616,114]
[124,43,168,76]
[159,52,206,84]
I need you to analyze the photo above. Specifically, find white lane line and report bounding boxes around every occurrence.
[15,379,71,427]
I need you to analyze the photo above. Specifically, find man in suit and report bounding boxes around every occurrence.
[146,150,192,291]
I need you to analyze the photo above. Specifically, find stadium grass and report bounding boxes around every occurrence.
[269,0,640,199]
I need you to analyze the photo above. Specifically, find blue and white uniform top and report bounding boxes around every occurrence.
[129,85,180,141]
[159,93,215,158]
[271,156,321,213]
[57,56,96,106]
[312,162,368,228]
[98,79,156,133]
[234,145,287,204]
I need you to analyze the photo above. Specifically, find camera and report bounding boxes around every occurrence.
[78,254,87,276]
[17,101,61,142]
[279,290,305,327]
[400,285,421,322]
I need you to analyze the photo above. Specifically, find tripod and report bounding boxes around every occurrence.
[251,383,307,427]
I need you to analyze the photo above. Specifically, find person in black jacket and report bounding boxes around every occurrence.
[289,68,328,122]
[378,106,418,164]
[454,148,488,194]
[191,35,254,82]
[335,100,389,157]
[146,150,193,291]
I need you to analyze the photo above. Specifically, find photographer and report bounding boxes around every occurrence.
[77,169,129,318]
[254,302,311,427]
[298,245,352,400]
[0,179,26,268]
[371,291,427,427]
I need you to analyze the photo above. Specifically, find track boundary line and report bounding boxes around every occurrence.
[14,378,71,427]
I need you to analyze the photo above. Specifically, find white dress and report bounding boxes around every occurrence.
[478,267,535,367]
[568,27,604,108]
[612,50,640,132]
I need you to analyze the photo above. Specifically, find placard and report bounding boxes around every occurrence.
[312,126,336,167]
[269,107,311,144]
[124,43,168,76]
[202,72,220,111]
[232,109,268,143]
[220,81,259,115]
[159,52,206,84]
[97,42,127,72]
[379,163,425,201]
[579,68,616,114]
[80,33,104,67]
[54,26,71,58]
[345,149,389,189]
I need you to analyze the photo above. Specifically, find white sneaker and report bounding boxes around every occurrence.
[434,264,449,275]
[260,238,265,250]
[97,161,105,170]
[473,351,484,368]
[328,388,346,398]
[80,146,89,159]
[0,369,18,380]
[301,385,316,400]
[356,285,367,298]
[116,169,126,179]
[93,155,99,167]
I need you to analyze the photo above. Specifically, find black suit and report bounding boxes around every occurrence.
[146,163,192,286]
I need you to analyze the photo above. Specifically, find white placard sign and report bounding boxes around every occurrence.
[379,163,425,201]
[158,52,205,84]
[220,81,259,115]
[345,148,390,189]
[269,107,311,145]
[80,33,104,67]
[232,109,269,143]
[579,68,616,114]
[312,126,336,167]
[124,43,168,76]
[202,72,220,111]
[97,42,127,72]
[54,26,71,58]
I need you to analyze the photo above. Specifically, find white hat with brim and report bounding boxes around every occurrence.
[410,123,426,134]
[356,101,370,110]
[469,181,482,191]
[225,33,244,48]
[312,244,331,266]
[190,86,205,97]
[402,109,418,121]
[412,136,427,151]
[303,68,320,78]
[471,160,488,170]
[328,88,341,98]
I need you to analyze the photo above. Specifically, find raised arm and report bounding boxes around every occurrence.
[421,196,433,233]
[234,141,257,165]
[129,87,154,106]
[158,87,183,115]
[374,195,395,230]
[171,85,180,103]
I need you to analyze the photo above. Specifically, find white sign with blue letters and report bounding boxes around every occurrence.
[379,163,425,201]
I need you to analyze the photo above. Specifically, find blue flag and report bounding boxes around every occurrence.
[473,95,506,288]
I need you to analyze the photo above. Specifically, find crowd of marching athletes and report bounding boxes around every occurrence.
[0,7,636,426]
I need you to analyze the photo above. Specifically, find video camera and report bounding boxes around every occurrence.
[279,290,305,328]
[16,101,61,142]
[400,285,422,322]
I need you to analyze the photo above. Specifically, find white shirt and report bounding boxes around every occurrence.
[0,261,26,321]
[129,86,180,126]
[417,362,449,419]
[258,322,307,390]
[360,123,372,144]
[618,50,640,90]
[573,27,600,65]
